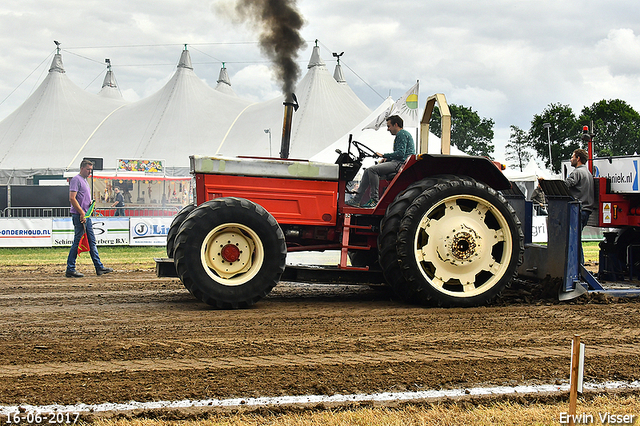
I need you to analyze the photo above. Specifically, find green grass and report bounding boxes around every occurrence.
[0,243,601,267]
[0,246,166,267]
[583,241,599,263]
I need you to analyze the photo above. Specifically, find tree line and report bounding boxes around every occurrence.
[429,99,640,173]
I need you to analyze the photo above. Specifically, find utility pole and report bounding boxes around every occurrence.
[264,129,272,157]
[543,122,552,169]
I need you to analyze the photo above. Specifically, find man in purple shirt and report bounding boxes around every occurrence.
[66,159,113,278]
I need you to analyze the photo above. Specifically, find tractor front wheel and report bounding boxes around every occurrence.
[173,198,286,308]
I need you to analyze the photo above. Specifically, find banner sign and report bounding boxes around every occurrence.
[117,159,164,173]
[0,219,52,247]
[531,215,547,243]
[129,217,172,246]
[531,214,603,242]
[593,157,638,194]
[52,218,130,246]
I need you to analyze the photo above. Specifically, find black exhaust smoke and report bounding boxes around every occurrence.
[220,0,306,158]
[231,0,306,96]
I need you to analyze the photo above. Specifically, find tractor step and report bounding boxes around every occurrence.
[339,213,371,270]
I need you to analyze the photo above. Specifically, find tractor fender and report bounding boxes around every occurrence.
[378,154,511,210]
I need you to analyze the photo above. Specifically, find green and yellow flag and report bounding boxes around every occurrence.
[84,200,95,218]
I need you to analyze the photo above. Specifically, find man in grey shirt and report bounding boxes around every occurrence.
[566,148,595,227]
[565,148,595,262]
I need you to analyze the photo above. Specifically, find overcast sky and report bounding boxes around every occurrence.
[1,0,639,163]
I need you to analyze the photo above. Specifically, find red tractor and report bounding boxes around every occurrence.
[163,94,524,308]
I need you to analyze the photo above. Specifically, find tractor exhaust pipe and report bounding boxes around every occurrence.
[280,93,299,159]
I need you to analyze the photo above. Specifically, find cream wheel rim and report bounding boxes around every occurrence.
[413,194,513,297]
[201,223,264,286]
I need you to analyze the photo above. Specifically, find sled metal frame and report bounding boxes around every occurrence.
[562,201,640,298]
[510,180,640,300]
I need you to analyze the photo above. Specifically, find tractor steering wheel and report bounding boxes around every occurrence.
[352,140,379,160]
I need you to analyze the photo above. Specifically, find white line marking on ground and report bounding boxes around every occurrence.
[1,381,638,415]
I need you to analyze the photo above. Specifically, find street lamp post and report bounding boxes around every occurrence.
[543,123,552,169]
[264,128,272,157]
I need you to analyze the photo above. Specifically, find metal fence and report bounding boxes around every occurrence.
[95,207,181,217]
[2,206,181,218]
[1,207,70,217]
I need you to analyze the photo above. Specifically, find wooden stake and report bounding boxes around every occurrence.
[568,335,581,426]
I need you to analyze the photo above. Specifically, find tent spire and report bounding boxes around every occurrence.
[177,45,193,70]
[101,59,117,89]
[49,53,65,74]
[217,62,232,87]
[307,43,325,69]
[332,52,346,84]
[214,61,238,96]
[98,58,124,99]
[48,40,65,74]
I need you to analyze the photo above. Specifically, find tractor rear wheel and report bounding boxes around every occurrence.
[166,203,195,258]
[396,177,523,307]
[173,198,286,308]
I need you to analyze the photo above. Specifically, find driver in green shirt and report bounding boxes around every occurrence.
[347,115,415,207]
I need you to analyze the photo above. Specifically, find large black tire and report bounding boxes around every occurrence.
[166,204,195,258]
[396,177,523,307]
[378,175,455,299]
[173,198,286,308]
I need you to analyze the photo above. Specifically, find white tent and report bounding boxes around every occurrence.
[74,49,253,174]
[0,54,126,181]
[0,45,372,182]
[503,160,554,182]
[503,159,556,199]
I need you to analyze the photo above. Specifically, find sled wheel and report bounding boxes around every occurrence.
[166,204,195,258]
[397,177,523,307]
[173,198,286,308]
[378,175,455,298]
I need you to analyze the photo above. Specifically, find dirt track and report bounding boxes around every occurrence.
[1,265,639,409]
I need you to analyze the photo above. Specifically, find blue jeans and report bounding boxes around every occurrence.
[579,210,592,264]
[580,210,591,229]
[66,214,104,272]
